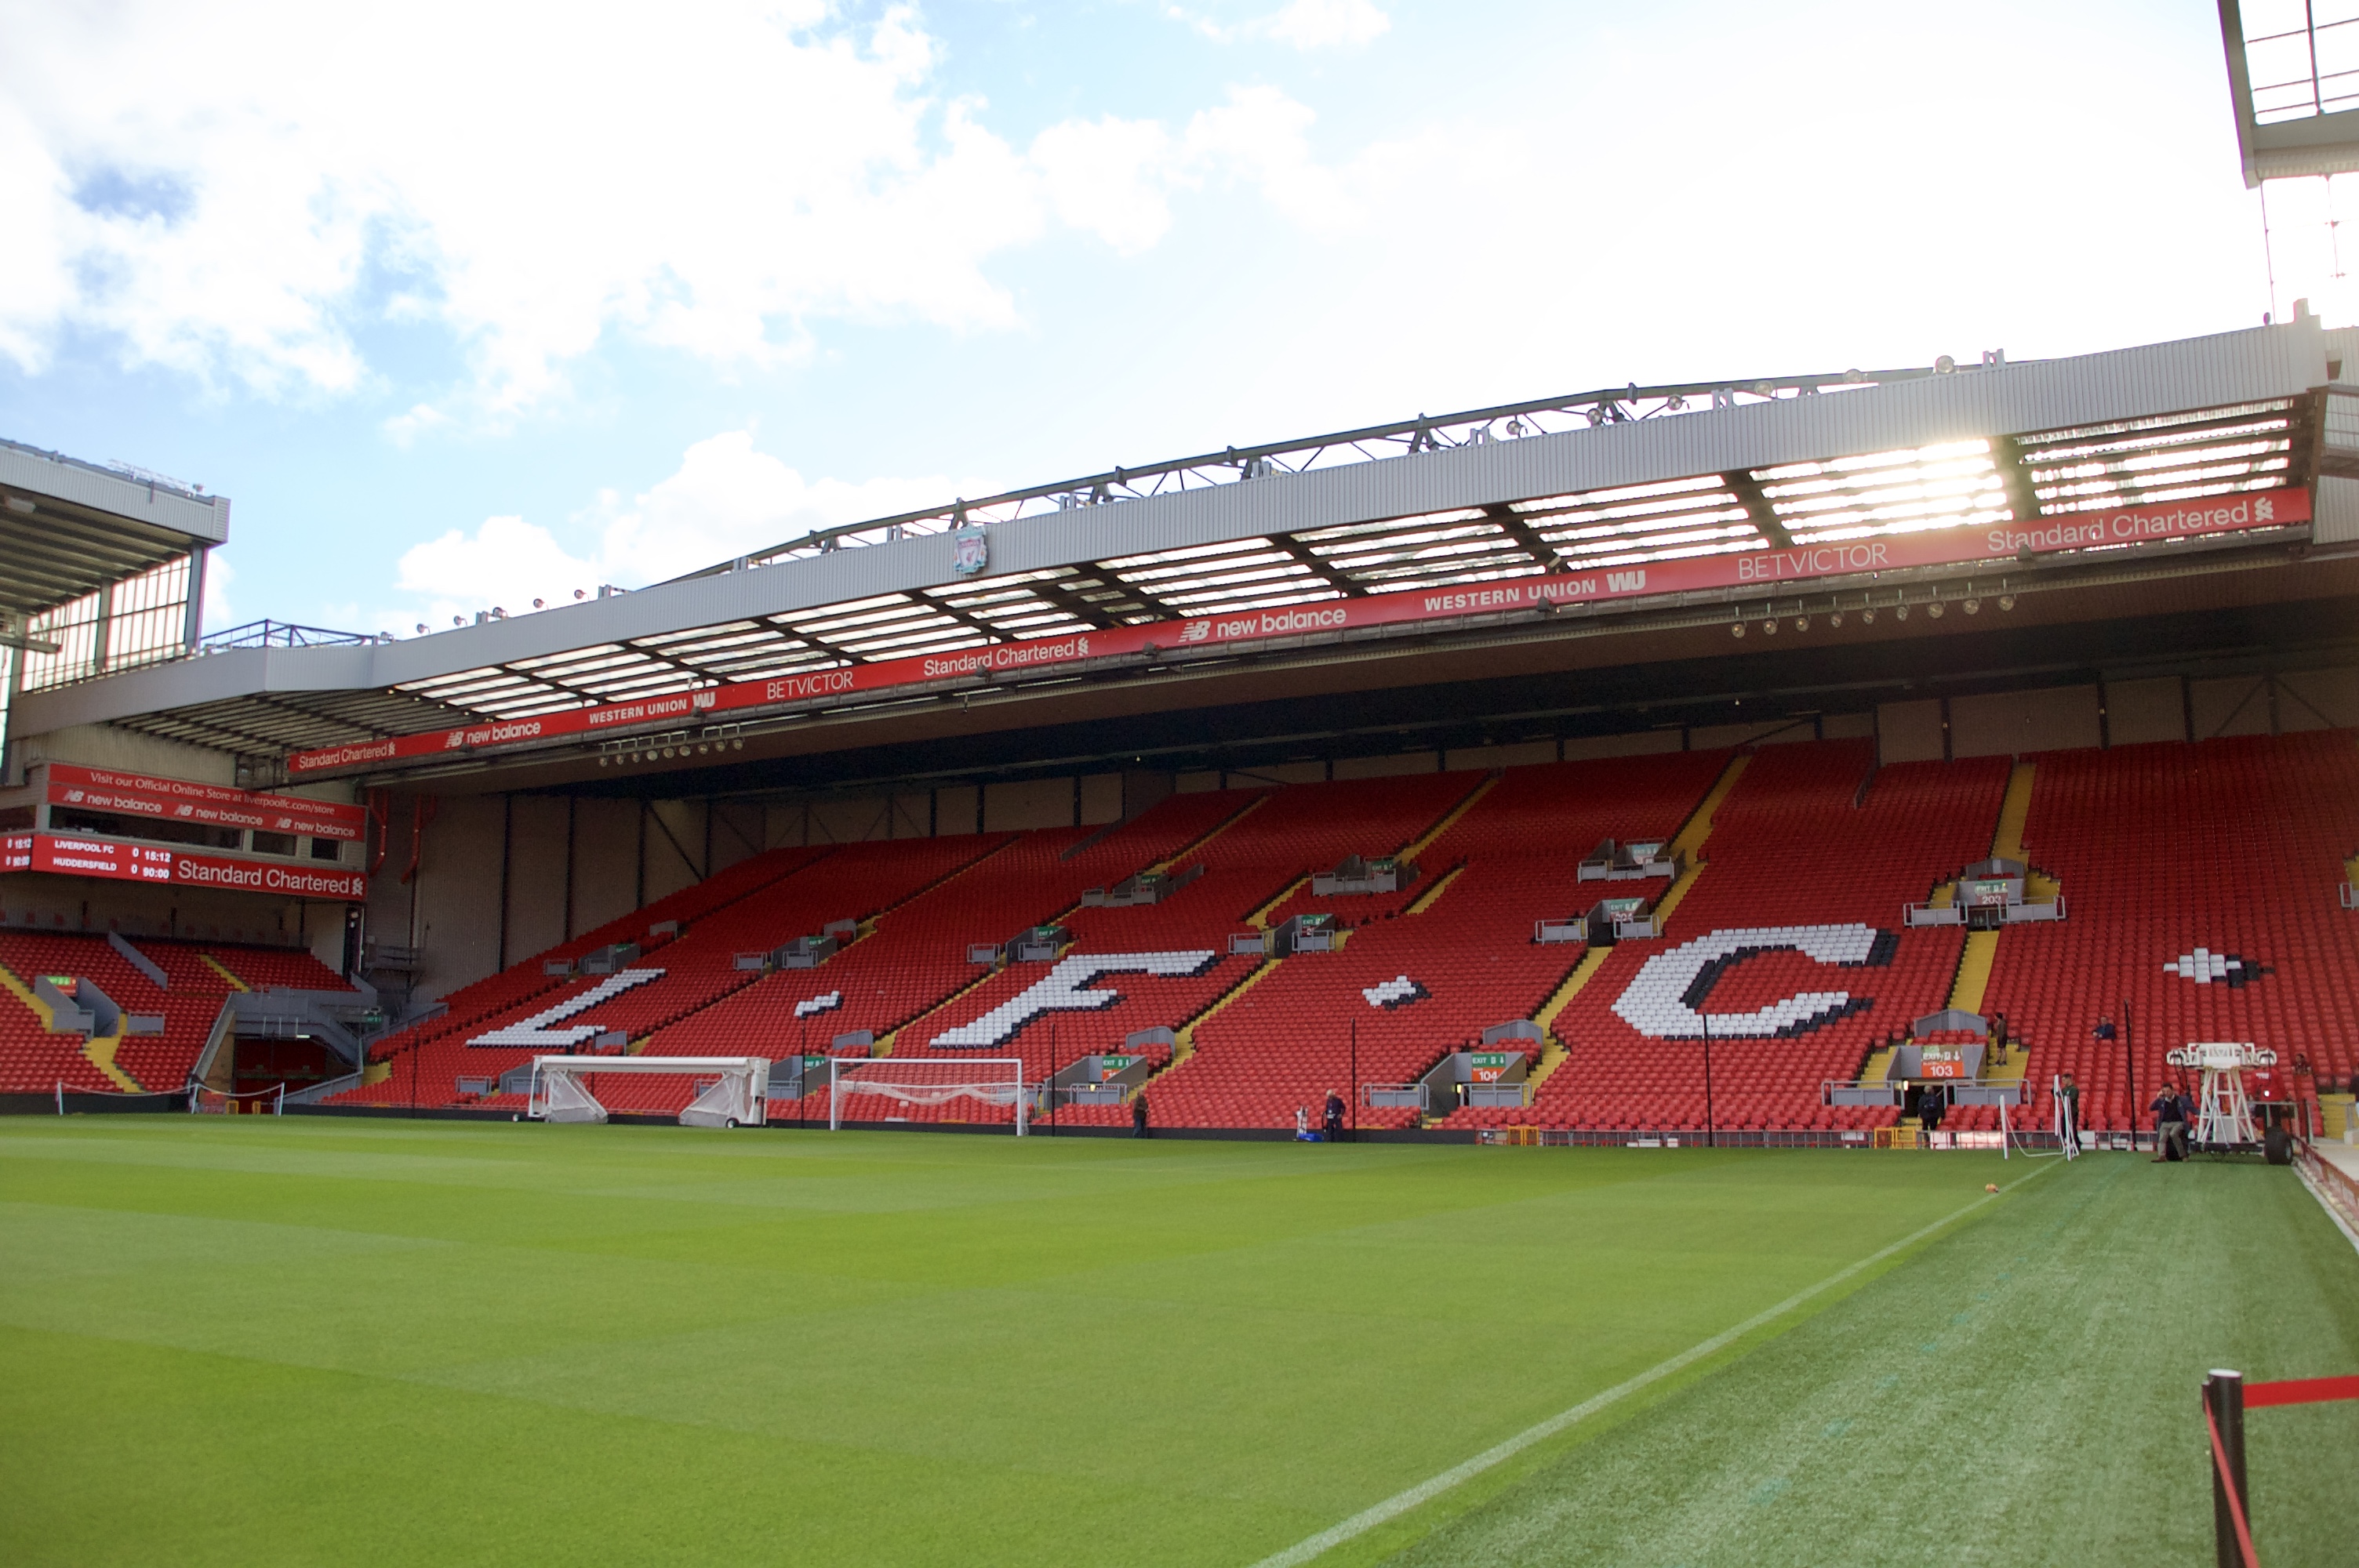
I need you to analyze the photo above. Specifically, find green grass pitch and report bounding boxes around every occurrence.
[2,1120,2354,1566]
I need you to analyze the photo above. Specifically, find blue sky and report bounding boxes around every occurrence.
[0,1,2314,640]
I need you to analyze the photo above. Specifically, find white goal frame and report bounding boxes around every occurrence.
[827,1056,1028,1134]
[527,1054,769,1128]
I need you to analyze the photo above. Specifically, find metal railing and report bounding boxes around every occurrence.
[202,619,386,652]
[674,364,1947,579]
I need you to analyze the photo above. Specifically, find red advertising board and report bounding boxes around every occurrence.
[2,831,365,899]
[285,488,2310,779]
[45,763,365,840]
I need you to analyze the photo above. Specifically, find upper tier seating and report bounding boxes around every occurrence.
[1495,742,2012,1134]
[1981,731,2359,1134]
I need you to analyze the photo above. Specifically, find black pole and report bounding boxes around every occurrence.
[2204,1370,2250,1568]
[1350,1018,1358,1140]
[2121,997,2135,1151]
[1050,1019,1058,1136]
[799,1019,809,1130]
[1702,1007,1715,1148]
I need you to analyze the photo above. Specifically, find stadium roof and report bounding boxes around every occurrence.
[13,318,2359,781]
[0,438,231,622]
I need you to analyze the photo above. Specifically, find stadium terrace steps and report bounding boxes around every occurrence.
[199,954,249,991]
[1946,931,2000,1014]
[1398,771,1499,860]
[1643,752,1752,932]
[1992,761,2036,860]
[1402,862,1467,916]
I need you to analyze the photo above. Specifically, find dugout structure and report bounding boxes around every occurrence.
[527,1054,768,1127]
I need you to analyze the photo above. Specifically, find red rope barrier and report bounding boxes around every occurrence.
[2204,1399,2262,1568]
[2243,1374,2359,1408]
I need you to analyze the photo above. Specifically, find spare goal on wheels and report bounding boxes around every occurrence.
[828,1057,1029,1134]
[526,1055,769,1127]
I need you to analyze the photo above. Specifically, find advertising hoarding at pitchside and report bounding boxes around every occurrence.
[285,488,2310,778]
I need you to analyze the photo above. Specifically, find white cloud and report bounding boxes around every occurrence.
[1261,0,1390,49]
[198,554,234,637]
[1169,1,1390,51]
[382,431,997,625]
[0,1,1370,419]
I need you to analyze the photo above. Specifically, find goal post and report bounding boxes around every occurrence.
[526,1054,769,1128]
[827,1057,1029,1134]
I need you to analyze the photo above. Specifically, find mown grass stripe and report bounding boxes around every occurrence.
[1248,1161,2056,1568]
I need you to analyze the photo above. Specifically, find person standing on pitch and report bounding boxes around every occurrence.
[1920,1080,1947,1134]
[2175,1083,2200,1153]
[2056,1070,2081,1149]
[2150,1082,2185,1162]
[1131,1090,1150,1139]
[1323,1088,1345,1143]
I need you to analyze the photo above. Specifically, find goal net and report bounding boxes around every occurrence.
[526,1054,769,1128]
[189,1084,285,1116]
[828,1057,1029,1134]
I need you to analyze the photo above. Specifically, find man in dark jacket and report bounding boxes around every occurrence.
[1323,1089,1346,1142]
[1131,1091,1150,1139]
[2151,1083,2186,1161]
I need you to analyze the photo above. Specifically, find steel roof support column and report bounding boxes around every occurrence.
[1721,471,1792,549]
[1992,435,2044,525]
[182,546,209,653]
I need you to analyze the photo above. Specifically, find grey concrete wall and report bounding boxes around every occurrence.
[1561,729,1685,760]
[13,722,241,786]
[1950,684,2103,759]
[2279,667,2359,728]
[1445,741,1557,771]
[2103,677,2187,746]
[935,785,982,835]
[1690,718,1818,750]
[1079,773,1123,825]
[984,777,1076,831]
[503,796,569,969]
[1877,699,1946,764]
[2191,677,2274,739]
[642,800,706,898]
[571,797,640,937]
[413,793,504,1002]
[1332,751,1442,780]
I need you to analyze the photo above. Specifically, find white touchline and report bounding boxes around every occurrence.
[1247,1160,2059,1568]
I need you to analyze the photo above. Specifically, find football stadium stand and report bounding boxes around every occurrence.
[8,321,2359,1143]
